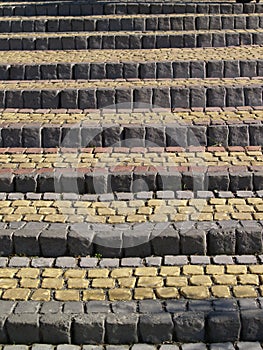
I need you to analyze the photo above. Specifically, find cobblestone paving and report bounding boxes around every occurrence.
[2,262,263,301]
[0,146,261,169]
[0,193,262,223]
[0,108,262,124]
[0,77,262,89]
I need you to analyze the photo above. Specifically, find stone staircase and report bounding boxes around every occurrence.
[0,0,263,349]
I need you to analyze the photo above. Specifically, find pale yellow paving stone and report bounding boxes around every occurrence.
[55,290,80,301]
[37,208,57,215]
[189,275,212,286]
[253,213,263,220]
[44,214,68,223]
[85,216,107,224]
[0,279,17,289]
[214,213,231,221]
[213,275,237,285]
[149,214,169,223]
[33,201,53,207]
[190,213,213,221]
[76,208,96,215]
[247,198,263,204]
[14,207,37,215]
[83,289,105,301]
[67,215,84,223]
[235,205,255,213]
[57,208,75,215]
[249,266,263,274]
[138,207,153,215]
[0,202,11,208]
[134,267,157,276]
[137,277,163,288]
[183,266,204,275]
[74,201,92,208]
[170,214,189,221]
[127,215,147,223]
[209,198,226,205]
[42,269,63,278]
[238,274,259,285]
[228,199,247,205]
[88,269,109,278]
[12,200,31,207]
[3,214,23,222]
[226,265,247,274]
[53,201,72,208]
[0,208,14,215]
[24,214,45,222]
[20,278,40,289]
[148,200,166,207]
[231,213,253,220]
[155,287,179,299]
[31,289,51,301]
[97,208,115,215]
[166,277,188,287]
[108,289,132,301]
[107,216,126,224]
[2,288,30,301]
[214,205,235,213]
[67,278,89,289]
[64,270,86,279]
[159,267,180,277]
[0,269,18,278]
[168,200,188,206]
[111,268,133,278]
[211,286,231,298]
[206,265,225,275]
[117,208,136,215]
[42,278,64,289]
[178,207,196,214]
[180,286,210,299]
[233,286,258,298]
[92,278,115,289]
[134,288,155,300]
[117,278,136,288]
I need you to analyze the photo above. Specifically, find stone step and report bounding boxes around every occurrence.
[0,147,262,193]
[0,78,262,109]
[0,191,262,256]
[1,111,262,148]
[0,2,261,17]
[0,13,262,33]
[0,297,262,344]
[0,344,262,350]
[0,29,262,50]
[1,260,263,300]
[1,47,263,80]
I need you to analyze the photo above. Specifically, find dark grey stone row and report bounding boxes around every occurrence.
[0,84,263,109]
[0,31,263,51]
[2,59,263,81]
[1,220,263,257]
[0,2,262,17]
[0,166,263,194]
[1,121,262,148]
[0,299,263,344]
[1,14,263,33]
[0,343,260,350]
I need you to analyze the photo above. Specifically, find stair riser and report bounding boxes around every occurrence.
[2,60,263,80]
[2,15,263,33]
[0,170,262,194]
[0,221,263,257]
[0,3,262,17]
[0,86,262,109]
[0,302,262,345]
[1,124,262,148]
[0,32,262,50]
